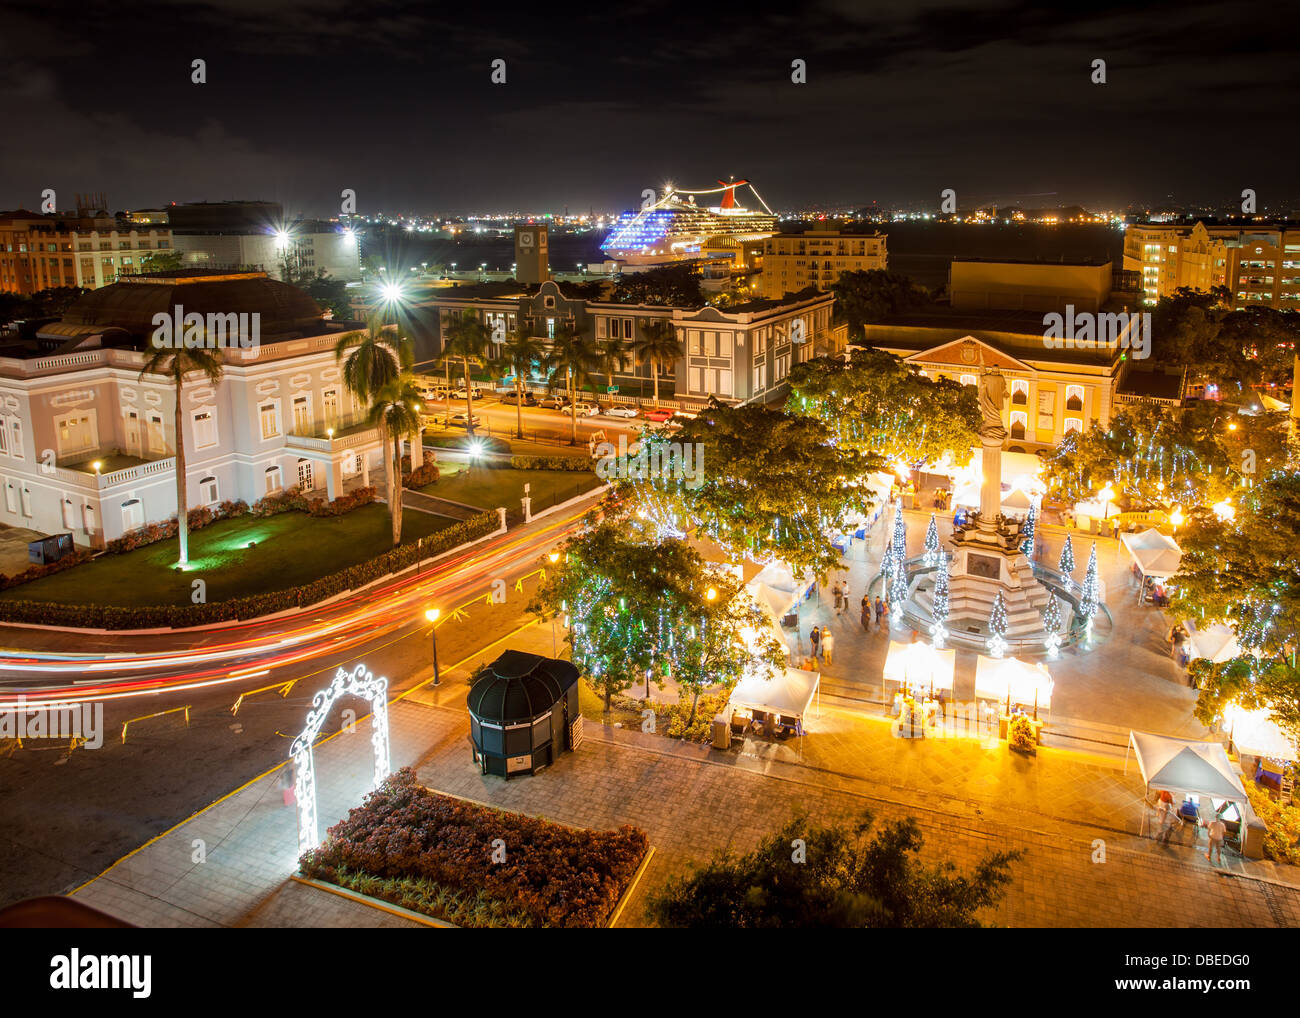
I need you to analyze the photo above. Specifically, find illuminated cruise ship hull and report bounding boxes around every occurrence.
[601,180,776,266]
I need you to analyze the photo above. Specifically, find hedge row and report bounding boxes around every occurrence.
[503,454,594,472]
[0,548,95,591]
[0,508,500,631]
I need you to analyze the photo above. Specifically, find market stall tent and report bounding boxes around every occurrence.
[1125,731,1246,800]
[974,654,1054,713]
[1224,704,1298,762]
[883,640,956,694]
[1182,619,1240,664]
[728,665,820,724]
[1120,528,1182,603]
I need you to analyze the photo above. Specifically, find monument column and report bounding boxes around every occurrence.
[976,367,1008,532]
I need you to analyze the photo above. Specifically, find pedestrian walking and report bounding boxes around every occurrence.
[1157,802,1178,845]
[1205,816,1227,865]
[874,596,885,628]
[821,626,834,666]
[860,595,871,633]
[809,625,821,664]
[832,581,843,613]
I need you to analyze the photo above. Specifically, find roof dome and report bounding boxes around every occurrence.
[468,651,579,725]
[59,270,323,343]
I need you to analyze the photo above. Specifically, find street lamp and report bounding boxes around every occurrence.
[705,587,718,601]
[425,607,442,686]
[92,460,102,476]
[1170,505,1185,531]
[548,552,561,654]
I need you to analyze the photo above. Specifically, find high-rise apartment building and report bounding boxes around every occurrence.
[1122,221,1300,310]
[758,230,887,298]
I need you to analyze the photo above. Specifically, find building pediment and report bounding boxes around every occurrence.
[903,336,1033,374]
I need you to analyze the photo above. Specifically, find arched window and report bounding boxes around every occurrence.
[1011,379,1029,406]
[199,475,218,505]
[1010,411,1027,440]
[1065,385,1084,412]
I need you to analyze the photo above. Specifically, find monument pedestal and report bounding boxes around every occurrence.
[945,513,1049,639]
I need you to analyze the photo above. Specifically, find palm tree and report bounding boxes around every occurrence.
[334,315,411,404]
[368,377,422,546]
[139,344,224,567]
[594,335,629,399]
[443,310,490,437]
[497,323,546,439]
[632,318,682,408]
[545,322,598,445]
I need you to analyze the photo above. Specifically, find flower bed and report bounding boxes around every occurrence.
[299,768,649,928]
[1245,781,1300,865]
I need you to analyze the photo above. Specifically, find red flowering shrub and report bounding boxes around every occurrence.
[299,767,648,928]
[0,548,94,590]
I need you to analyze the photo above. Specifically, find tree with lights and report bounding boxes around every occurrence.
[1078,543,1100,632]
[986,591,1009,658]
[931,552,950,649]
[890,499,907,563]
[786,347,980,469]
[923,513,940,566]
[529,520,784,720]
[889,550,909,623]
[1041,595,1062,657]
[1058,534,1076,585]
[1019,500,1037,558]
[631,398,878,583]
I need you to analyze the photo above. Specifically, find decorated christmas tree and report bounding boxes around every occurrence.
[1058,533,1076,587]
[931,552,950,649]
[1042,594,1062,657]
[1020,500,1038,558]
[986,590,1009,658]
[1078,543,1100,632]
[924,513,940,566]
[891,498,907,565]
[879,543,895,580]
[889,550,909,622]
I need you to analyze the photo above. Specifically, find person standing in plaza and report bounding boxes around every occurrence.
[821,626,834,666]
[832,581,843,613]
[809,625,821,666]
[1157,801,1178,845]
[860,594,871,633]
[874,595,885,628]
[1205,816,1227,865]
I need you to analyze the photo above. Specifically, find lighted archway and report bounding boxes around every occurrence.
[290,662,390,856]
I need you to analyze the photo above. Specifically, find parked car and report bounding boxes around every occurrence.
[416,380,449,401]
[499,391,538,406]
[642,407,674,423]
[449,413,482,427]
[538,393,568,410]
[569,401,600,417]
[452,386,484,400]
[604,404,639,419]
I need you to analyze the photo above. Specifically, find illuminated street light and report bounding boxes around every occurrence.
[705,587,718,601]
[92,460,102,475]
[1212,499,1235,522]
[1170,506,1185,531]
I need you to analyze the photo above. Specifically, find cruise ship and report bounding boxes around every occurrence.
[600,180,777,266]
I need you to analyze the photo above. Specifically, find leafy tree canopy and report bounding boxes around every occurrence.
[628,399,879,581]
[1040,401,1284,511]
[831,269,932,339]
[609,263,704,307]
[649,811,1020,928]
[786,347,980,468]
[528,519,784,713]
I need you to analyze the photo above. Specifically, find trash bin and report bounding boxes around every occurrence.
[711,714,731,750]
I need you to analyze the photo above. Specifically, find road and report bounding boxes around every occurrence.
[0,493,603,908]
[416,390,647,450]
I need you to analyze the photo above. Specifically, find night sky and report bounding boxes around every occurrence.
[2,0,1297,217]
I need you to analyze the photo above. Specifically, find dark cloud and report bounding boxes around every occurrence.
[0,0,1296,216]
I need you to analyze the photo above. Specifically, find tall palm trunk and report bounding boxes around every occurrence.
[174,376,188,565]
[652,360,661,408]
[464,356,475,437]
[444,361,452,424]
[514,377,524,438]
[391,429,404,545]
[568,367,578,444]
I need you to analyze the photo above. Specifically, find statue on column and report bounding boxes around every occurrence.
[978,368,1008,442]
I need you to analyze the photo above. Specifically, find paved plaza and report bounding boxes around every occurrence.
[68,505,1296,928]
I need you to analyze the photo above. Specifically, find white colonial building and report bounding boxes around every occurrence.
[0,271,388,548]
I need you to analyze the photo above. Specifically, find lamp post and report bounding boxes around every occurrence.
[425,608,441,686]
[548,552,560,656]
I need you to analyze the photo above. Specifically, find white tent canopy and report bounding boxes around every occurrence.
[1183,619,1240,664]
[975,655,1054,711]
[1224,705,1299,762]
[743,582,792,657]
[1126,731,1247,801]
[1120,529,1182,579]
[883,641,956,693]
[729,665,821,721]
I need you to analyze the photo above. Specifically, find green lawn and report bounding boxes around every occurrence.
[423,465,602,513]
[4,505,455,607]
